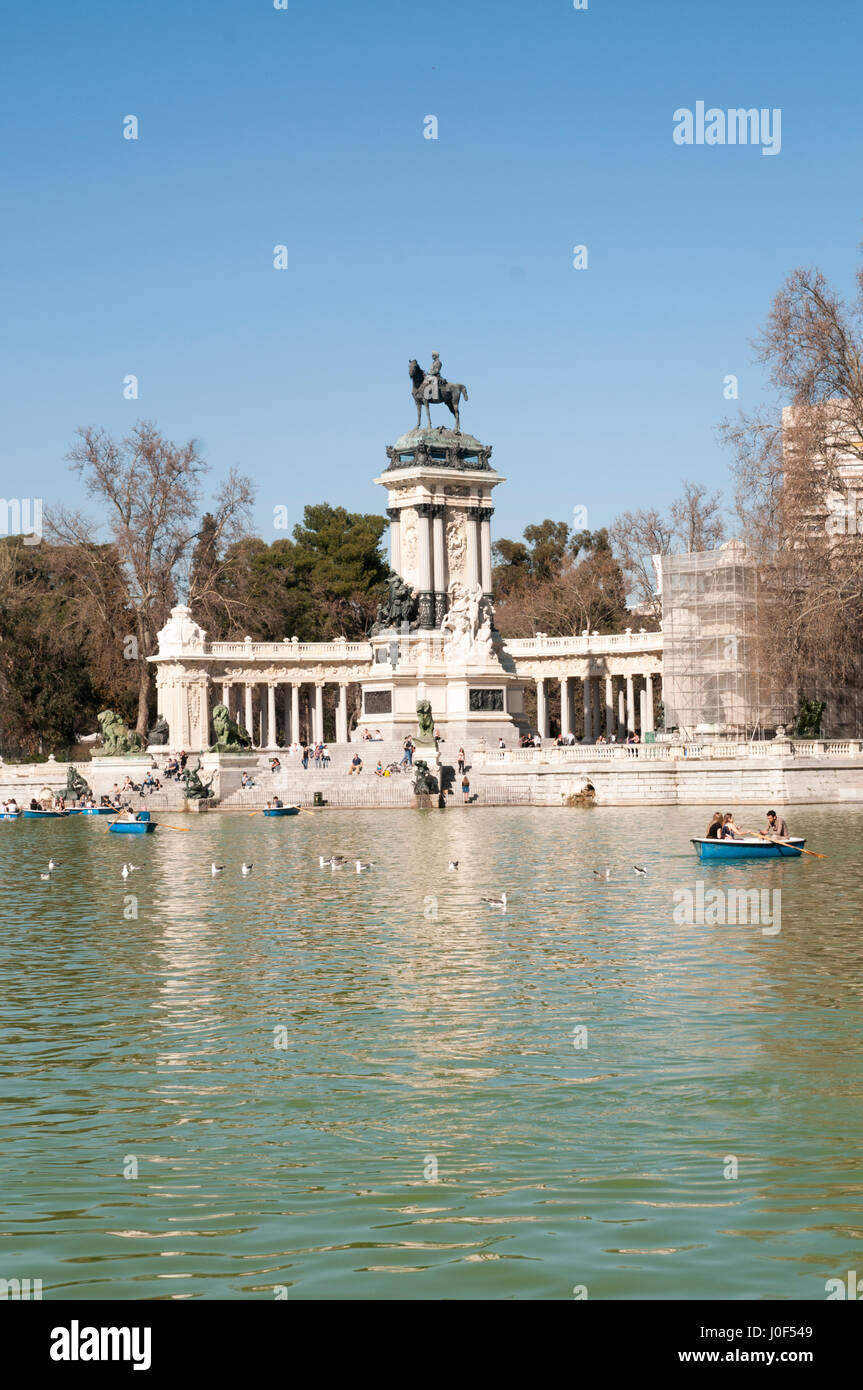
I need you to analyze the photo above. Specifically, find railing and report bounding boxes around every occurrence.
[204,640,372,660]
[472,740,863,765]
[504,631,664,656]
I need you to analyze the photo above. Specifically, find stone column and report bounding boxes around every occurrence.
[386,506,402,574]
[336,683,348,743]
[291,684,300,746]
[592,679,602,740]
[626,675,635,734]
[639,687,647,736]
[617,685,626,738]
[415,503,434,628]
[221,682,230,708]
[644,674,655,734]
[536,678,548,739]
[267,684,277,749]
[605,677,615,739]
[314,684,325,743]
[560,676,571,737]
[583,677,593,742]
[283,686,291,745]
[431,504,447,627]
[244,684,254,744]
[479,507,494,596]
[466,506,481,589]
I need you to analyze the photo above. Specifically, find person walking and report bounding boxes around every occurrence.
[457,747,465,775]
[301,744,309,770]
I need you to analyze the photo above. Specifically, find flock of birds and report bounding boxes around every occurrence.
[38,851,649,911]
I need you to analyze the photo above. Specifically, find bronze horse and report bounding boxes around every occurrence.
[409,359,469,432]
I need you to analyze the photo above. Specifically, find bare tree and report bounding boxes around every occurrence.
[48,421,254,735]
[609,484,724,621]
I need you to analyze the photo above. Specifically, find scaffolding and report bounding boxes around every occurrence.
[658,543,791,737]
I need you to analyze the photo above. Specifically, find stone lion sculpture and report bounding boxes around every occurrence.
[416,699,436,745]
[93,709,146,756]
[209,703,253,752]
[65,766,92,802]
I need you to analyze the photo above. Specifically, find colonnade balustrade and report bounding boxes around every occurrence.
[532,672,658,742]
[213,679,352,749]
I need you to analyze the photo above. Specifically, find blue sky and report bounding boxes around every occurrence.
[2,0,862,545]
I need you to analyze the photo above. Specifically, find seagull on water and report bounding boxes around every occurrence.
[319,855,331,867]
[448,861,459,871]
[355,860,373,872]
[482,892,508,910]
[211,862,225,876]
[330,855,347,870]
[121,863,140,879]
[40,871,52,881]
[241,862,253,876]
[634,864,648,876]
[48,858,60,870]
[593,868,611,880]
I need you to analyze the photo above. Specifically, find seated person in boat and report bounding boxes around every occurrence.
[273,795,284,808]
[705,811,723,839]
[119,806,136,822]
[720,812,743,839]
[760,809,789,838]
[29,798,41,810]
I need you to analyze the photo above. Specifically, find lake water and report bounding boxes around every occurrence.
[2,804,862,1301]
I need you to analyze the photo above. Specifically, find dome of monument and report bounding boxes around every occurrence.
[391,426,486,452]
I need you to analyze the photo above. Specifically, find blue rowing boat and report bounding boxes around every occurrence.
[692,836,805,860]
[78,806,116,815]
[109,811,157,834]
[23,809,71,819]
[0,812,21,820]
[262,806,300,817]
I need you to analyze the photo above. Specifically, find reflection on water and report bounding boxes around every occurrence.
[1,805,862,1299]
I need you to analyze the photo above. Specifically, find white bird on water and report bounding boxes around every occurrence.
[319,855,331,867]
[482,892,508,911]
[40,871,51,881]
[355,860,372,872]
[330,855,347,870]
[241,862,253,876]
[634,864,648,876]
[211,862,225,876]
[48,858,60,870]
[448,861,459,871]
[121,863,140,879]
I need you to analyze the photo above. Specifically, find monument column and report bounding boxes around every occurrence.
[336,684,348,743]
[626,676,635,735]
[314,684,325,743]
[386,507,402,573]
[291,684,300,747]
[560,676,571,737]
[605,677,615,739]
[283,686,291,745]
[536,678,548,739]
[267,684,277,749]
[583,677,593,742]
[479,507,494,596]
[644,674,655,735]
[244,684,254,744]
[465,507,481,589]
[618,684,626,738]
[415,503,434,628]
[431,504,447,626]
[221,681,230,708]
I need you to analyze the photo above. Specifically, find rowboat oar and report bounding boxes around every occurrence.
[772,837,825,859]
[159,824,191,832]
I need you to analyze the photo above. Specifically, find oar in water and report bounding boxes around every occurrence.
[741,831,826,859]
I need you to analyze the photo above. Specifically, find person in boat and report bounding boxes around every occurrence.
[720,812,744,839]
[120,806,136,822]
[760,809,789,839]
[272,795,284,808]
[705,811,723,839]
[29,798,40,810]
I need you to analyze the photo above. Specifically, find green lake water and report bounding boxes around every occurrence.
[1,804,862,1300]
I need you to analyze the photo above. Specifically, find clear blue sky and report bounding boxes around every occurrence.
[2,0,862,545]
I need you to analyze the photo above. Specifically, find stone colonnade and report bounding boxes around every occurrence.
[217,678,351,748]
[534,672,658,740]
[387,502,495,629]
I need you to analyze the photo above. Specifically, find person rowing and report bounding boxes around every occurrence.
[759,809,789,839]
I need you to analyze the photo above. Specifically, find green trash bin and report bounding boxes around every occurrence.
[313,791,324,807]
[644,731,656,744]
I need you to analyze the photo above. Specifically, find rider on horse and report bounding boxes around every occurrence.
[423,352,444,403]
